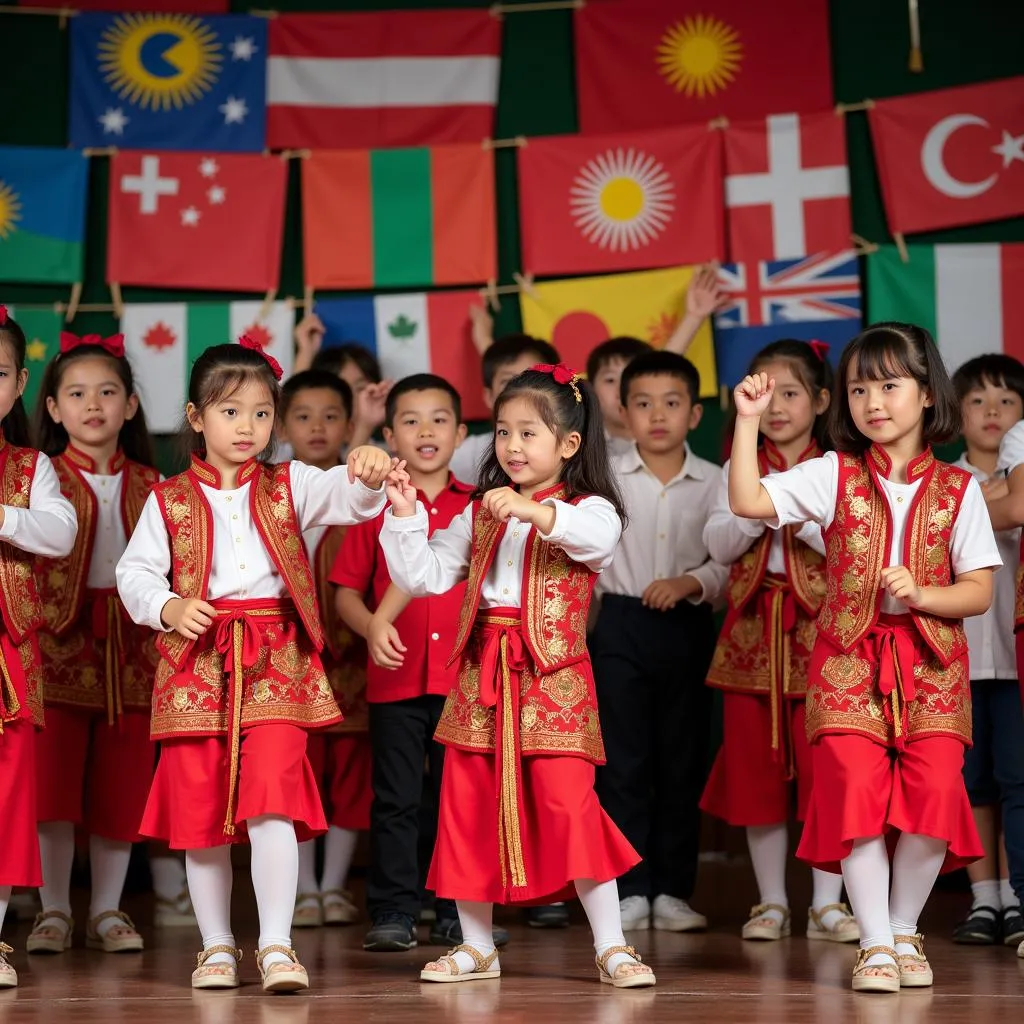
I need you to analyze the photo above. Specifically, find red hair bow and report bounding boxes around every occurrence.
[238,333,283,381]
[60,331,125,359]
[808,339,830,362]
[0,305,7,326]
[533,362,583,402]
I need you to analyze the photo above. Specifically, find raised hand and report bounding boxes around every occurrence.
[160,597,216,640]
[481,486,534,524]
[353,380,394,435]
[734,372,775,419]
[293,314,325,358]
[347,446,393,489]
[686,263,727,319]
[469,302,494,355]
[385,462,417,516]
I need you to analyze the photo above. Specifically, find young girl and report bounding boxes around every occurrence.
[702,339,858,945]
[378,365,655,988]
[26,332,160,958]
[115,339,393,993]
[728,322,999,992]
[0,306,78,988]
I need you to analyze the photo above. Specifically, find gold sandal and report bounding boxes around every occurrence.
[292,892,323,929]
[807,902,860,943]
[86,910,144,953]
[852,945,900,993]
[322,888,359,926]
[420,943,501,983]
[0,942,17,988]
[741,903,791,941]
[256,944,309,993]
[192,945,242,990]
[894,932,933,988]
[26,910,74,954]
[595,944,656,988]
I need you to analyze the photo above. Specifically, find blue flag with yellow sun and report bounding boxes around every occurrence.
[69,13,267,152]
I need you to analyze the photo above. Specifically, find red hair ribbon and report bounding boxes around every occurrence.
[238,333,283,381]
[808,339,830,362]
[0,305,7,326]
[60,331,125,359]
[533,362,583,403]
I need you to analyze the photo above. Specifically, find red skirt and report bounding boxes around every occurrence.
[307,732,372,832]
[0,720,42,886]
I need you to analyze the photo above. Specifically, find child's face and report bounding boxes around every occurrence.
[484,353,544,411]
[756,359,828,449]
[279,387,351,467]
[45,355,138,451]
[960,378,1024,455]
[495,394,579,494]
[622,373,701,456]
[339,358,370,397]
[592,356,630,432]
[846,362,932,448]
[188,379,275,467]
[0,339,27,424]
[383,388,466,476]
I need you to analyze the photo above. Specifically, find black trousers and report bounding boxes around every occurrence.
[591,594,716,901]
[366,695,456,921]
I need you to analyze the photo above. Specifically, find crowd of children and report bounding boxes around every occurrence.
[0,287,1021,998]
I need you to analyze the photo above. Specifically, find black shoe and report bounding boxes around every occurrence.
[363,912,418,951]
[429,915,510,948]
[1003,906,1024,946]
[525,902,570,928]
[952,905,1001,945]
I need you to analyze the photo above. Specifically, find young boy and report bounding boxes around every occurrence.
[951,355,1024,949]
[590,350,727,932]
[277,370,371,928]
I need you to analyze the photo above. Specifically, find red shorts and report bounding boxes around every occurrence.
[0,721,42,887]
[308,732,372,832]
[796,733,982,873]
[701,693,813,826]
[35,707,155,843]
[140,723,327,850]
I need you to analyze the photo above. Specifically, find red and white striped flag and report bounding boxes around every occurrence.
[267,9,501,150]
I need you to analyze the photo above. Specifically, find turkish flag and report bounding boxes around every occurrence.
[868,78,1024,236]
[106,152,286,292]
[724,111,851,262]
[517,125,724,277]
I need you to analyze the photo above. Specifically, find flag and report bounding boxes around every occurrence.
[519,268,718,398]
[713,251,862,389]
[120,301,294,432]
[69,14,267,152]
[0,148,88,285]
[107,151,286,292]
[28,0,228,11]
[517,125,724,277]
[868,78,1024,235]
[867,244,1024,370]
[5,306,65,413]
[724,112,851,262]
[314,291,488,422]
[302,146,495,291]
[267,10,500,150]
[574,0,832,133]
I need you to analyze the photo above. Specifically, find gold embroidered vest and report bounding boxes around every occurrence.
[0,439,45,645]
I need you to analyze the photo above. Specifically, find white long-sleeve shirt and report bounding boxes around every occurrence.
[380,496,621,605]
[116,461,386,632]
[1,453,77,558]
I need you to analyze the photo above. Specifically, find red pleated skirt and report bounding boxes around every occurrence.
[307,732,372,832]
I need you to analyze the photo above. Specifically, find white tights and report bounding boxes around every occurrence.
[296,826,360,899]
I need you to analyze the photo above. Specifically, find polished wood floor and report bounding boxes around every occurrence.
[2,862,1023,1022]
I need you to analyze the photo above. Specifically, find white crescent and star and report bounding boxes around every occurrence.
[921,113,1023,198]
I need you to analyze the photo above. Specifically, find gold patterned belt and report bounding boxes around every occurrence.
[0,638,20,733]
[88,588,125,727]
[758,576,798,778]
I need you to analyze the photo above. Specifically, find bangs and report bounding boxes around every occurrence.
[495,387,558,433]
[847,335,918,383]
[199,366,275,410]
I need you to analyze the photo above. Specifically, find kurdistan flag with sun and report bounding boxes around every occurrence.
[656,14,742,99]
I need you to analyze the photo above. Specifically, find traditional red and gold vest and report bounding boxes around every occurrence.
[153,456,324,668]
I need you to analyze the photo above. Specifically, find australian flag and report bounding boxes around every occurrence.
[713,250,863,389]
[69,13,267,152]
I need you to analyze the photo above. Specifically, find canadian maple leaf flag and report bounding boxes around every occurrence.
[106,151,287,291]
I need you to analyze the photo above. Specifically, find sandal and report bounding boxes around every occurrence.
[852,945,900,993]
[420,943,501,984]
[26,910,74,954]
[0,942,16,988]
[322,888,359,926]
[192,945,242,990]
[893,932,933,988]
[807,902,860,943]
[741,903,791,941]
[292,893,323,929]
[596,944,656,989]
[86,910,144,953]
[256,944,309,993]
[155,888,197,928]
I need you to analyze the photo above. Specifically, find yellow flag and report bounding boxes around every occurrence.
[519,267,717,397]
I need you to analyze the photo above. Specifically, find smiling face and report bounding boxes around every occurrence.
[46,355,137,451]
[188,379,275,469]
[960,377,1024,456]
[383,387,465,476]
[494,393,580,495]
[755,358,828,450]
[845,356,932,450]
[621,372,701,456]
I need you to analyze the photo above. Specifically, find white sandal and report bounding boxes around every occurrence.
[807,902,860,943]
[192,945,242,990]
[852,945,900,993]
[256,944,309,993]
[0,942,17,988]
[741,903,791,941]
[894,932,934,988]
[86,910,144,953]
[322,888,359,925]
[420,943,501,983]
[595,944,656,988]
[26,910,73,954]
[292,892,323,928]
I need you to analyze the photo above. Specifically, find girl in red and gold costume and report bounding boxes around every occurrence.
[28,332,160,958]
[702,339,858,945]
[0,307,78,989]
[116,340,393,993]
[729,323,1000,993]
[380,365,655,989]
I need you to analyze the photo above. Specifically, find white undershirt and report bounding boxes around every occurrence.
[0,453,77,558]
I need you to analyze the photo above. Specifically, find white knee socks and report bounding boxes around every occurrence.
[88,835,133,937]
[150,853,187,904]
[447,900,497,973]
[296,839,318,905]
[890,832,947,955]
[248,815,299,970]
[321,826,359,893]
[841,836,893,967]
[576,877,635,977]
[746,824,789,924]
[185,846,235,967]
[37,821,75,928]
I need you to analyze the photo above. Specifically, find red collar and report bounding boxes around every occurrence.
[528,481,570,503]
[760,437,821,472]
[416,472,475,503]
[867,443,934,483]
[189,452,260,489]
[63,445,126,475]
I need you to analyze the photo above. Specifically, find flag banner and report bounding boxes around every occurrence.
[0,148,88,285]
[302,145,496,291]
[519,267,718,398]
[868,77,1024,235]
[107,151,286,292]
[28,0,228,11]
[517,125,724,277]
[120,301,294,432]
[268,10,500,150]
[574,0,832,133]
[724,111,851,262]
[314,291,488,422]
[69,14,267,152]
[5,306,65,413]
[713,250,862,389]
[867,244,1024,371]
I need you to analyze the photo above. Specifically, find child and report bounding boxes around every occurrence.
[591,350,725,933]
[28,332,160,958]
[729,322,1000,993]
[379,365,656,988]
[701,340,858,943]
[0,306,78,988]
[334,373,475,952]
[116,339,393,993]
[276,370,370,929]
